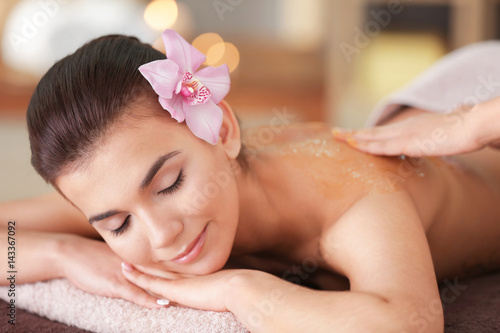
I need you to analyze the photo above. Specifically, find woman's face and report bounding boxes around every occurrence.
[57,109,241,275]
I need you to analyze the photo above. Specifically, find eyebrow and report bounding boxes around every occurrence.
[87,150,181,224]
[89,210,120,224]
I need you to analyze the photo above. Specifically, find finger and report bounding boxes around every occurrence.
[122,263,174,300]
[333,127,381,142]
[122,265,200,308]
[135,265,181,280]
[117,279,163,309]
[135,264,197,280]
[333,126,409,153]
[350,125,405,141]
[331,127,353,140]
[122,263,226,311]
[346,138,410,156]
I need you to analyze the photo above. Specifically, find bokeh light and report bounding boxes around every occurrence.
[206,42,226,67]
[192,33,224,56]
[144,0,178,31]
[192,33,240,73]
[207,42,240,73]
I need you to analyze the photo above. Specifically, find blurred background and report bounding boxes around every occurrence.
[1,0,499,201]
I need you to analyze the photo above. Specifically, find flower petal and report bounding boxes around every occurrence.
[184,100,223,145]
[195,64,230,104]
[139,59,181,99]
[162,29,205,73]
[159,95,186,122]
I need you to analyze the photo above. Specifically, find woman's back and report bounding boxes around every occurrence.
[242,120,500,282]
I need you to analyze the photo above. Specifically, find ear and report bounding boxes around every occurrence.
[218,100,241,159]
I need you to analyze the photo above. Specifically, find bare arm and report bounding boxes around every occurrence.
[1,229,63,285]
[0,191,99,238]
[121,191,443,332]
[0,229,159,308]
[229,191,443,332]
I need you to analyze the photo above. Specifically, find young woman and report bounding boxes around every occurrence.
[2,30,500,333]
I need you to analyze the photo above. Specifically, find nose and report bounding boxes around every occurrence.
[138,212,184,249]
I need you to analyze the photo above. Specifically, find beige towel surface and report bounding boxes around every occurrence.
[0,279,248,333]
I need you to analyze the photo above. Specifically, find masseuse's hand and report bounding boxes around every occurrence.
[56,235,160,308]
[333,99,500,156]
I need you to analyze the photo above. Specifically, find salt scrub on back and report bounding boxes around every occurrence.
[243,123,434,201]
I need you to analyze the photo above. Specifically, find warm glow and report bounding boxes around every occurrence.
[206,42,226,67]
[357,32,446,104]
[207,42,240,73]
[144,0,178,31]
[192,33,224,56]
[278,0,324,51]
[192,33,240,73]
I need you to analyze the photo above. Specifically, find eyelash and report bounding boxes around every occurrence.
[110,170,185,237]
[158,169,184,196]
[111,216,130,237]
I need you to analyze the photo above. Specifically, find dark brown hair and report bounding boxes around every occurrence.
[27,35,166,185]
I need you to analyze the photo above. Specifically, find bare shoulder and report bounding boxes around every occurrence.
[318,191,441,308]
[319,190,422,268]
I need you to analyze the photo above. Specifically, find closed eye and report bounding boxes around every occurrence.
[110,171,184,237]
[158,169,184,196]
[111,215,131,237]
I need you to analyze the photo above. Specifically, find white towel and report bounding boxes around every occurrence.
[0,279,248,333]
[366,41,500,126]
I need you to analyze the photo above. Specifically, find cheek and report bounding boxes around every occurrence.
[104,235,152,264]
[187,160,238,215]
[176,165,219,215]
[206,164,240,229]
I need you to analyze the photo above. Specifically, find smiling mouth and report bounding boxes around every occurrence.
[171,226,207,264]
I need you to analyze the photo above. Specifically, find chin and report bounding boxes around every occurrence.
[189,220,236,275]
[190,248,231,275]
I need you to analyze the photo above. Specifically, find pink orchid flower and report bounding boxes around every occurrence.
[139,29,230,145]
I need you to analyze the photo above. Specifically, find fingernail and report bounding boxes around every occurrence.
[121,262,133,272]
[346,137,358,148]
[332,127,351,136]
[156,299,170,306]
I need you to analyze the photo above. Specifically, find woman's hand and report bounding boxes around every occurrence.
[121,263,261,312]
[56,235,160,308]
[333,101,500,156]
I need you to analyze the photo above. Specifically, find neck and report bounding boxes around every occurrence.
[231,153,320,257]
[231,156,281,255]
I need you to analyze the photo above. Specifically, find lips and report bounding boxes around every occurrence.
[171,226,207,264]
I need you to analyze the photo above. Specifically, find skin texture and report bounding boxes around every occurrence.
[4,100,500,332]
